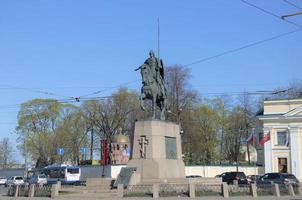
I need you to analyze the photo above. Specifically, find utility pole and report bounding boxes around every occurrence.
[24,138,28,178]
[219,127,224,165]
[244,106,251,165]
[90,127,94,161]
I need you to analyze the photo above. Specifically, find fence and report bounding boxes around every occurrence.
[7,183,59,198]
[121,182,302,198]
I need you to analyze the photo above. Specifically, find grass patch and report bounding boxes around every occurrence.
[159,192,188,197]
[196,191,221,197]
[124,192,152,197]
[229,191,250,196]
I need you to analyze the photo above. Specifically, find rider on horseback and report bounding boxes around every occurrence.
[135,50,168,120]
[146,50,167,97]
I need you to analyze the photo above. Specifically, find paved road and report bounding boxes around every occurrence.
[0,185,8,195]
[0,196,300,200]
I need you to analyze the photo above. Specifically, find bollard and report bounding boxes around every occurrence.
[298,183,302,195]
[28,184,35,197]
[117,184,124,198]
[221,182,229,198]
[233,180,238,188]
[153,183,159,199]
[189,183,195,198]
[250,183,257,198]
[57,181,61,190]
[14,185,19,197]
[274,184,280,197]
[51,184,59,198]
[288,184,295,197]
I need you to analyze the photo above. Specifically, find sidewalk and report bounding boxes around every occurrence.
[1,196,301,200]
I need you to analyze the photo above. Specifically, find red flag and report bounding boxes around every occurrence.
[259,132,270,145]
[101,139,108,165]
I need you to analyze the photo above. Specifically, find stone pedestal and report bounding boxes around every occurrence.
[127,120,186,184]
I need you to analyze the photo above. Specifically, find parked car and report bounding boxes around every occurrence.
[27,174,47,185]
[247,175,261,184]
[0,177,7,185]
[257,173,299,185]
[215,172,226,178]
[220,171,248,185]
[5,176,24,187]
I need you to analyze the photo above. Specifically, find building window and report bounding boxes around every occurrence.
[277,131,287,146]
[278,158,288,173]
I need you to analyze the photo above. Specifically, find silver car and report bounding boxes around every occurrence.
[0,177,7,185]
[27,174,47,185]
[5,176,24,187]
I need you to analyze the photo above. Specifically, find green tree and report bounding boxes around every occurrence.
[16,99,62,167]
[223,106,247,164]
[55,107,88,165]
[210,96,231,164]
[193,105,219,164]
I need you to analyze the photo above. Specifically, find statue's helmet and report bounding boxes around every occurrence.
[149,50,155,58]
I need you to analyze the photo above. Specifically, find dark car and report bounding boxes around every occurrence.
[220,172,248,185]
[257,173,299,185]
[247,175,261,184]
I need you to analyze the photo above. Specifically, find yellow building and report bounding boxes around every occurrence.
[258,98,302,180]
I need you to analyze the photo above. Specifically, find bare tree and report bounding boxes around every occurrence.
[82,88,141,144]
[165,65,199,123]
[0,138,14,168]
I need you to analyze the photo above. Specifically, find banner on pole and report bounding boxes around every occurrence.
[101,139,108,165]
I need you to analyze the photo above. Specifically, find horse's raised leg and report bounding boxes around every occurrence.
[160,98,166,120]
[152,95,156,119]
[140,93,146,111]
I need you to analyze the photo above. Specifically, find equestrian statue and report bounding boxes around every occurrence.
[135,51,168,120]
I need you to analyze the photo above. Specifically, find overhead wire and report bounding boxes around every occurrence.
[1,1,301,106]
[283,0,302,10]
[184,28,302,67]
[184,0,302,67]
[239,0,302,28]
[0,84,72,99]
[78,79,139,98]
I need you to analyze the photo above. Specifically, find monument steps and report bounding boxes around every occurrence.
[59,178,117,198]
[59,192,119,199]
[86,178,114,187]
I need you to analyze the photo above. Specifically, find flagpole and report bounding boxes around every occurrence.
[252,128,256,147]
[157,17,160,59]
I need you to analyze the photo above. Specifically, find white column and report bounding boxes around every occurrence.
[264,128,273,173]
[289,126,301,179]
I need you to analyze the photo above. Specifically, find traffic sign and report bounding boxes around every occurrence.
[80,147,87,155]
[57,148,64,155]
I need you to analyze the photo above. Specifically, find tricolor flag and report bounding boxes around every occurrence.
[259,131,271,145]
[246,133,256,144]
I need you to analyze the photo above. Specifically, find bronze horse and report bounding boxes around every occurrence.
[136,62,168,120]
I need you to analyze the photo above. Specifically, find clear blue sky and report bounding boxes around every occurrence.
[1,0,302,162]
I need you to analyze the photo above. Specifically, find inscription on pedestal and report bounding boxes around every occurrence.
[165,136,177,159]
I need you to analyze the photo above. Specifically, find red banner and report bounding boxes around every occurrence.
[101,139,108,165]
